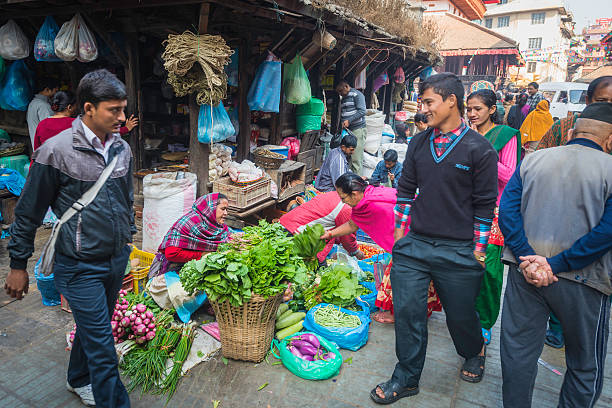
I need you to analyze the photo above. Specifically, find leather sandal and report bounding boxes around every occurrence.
[460,347,486,383]
[369,379,419,405]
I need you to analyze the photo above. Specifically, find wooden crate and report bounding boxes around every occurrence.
[0,196,18,225]
[297,149,317,184]
[266,160,305,202]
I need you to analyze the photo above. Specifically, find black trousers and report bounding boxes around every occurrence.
[390,232,485,387]
[501,265,610,408]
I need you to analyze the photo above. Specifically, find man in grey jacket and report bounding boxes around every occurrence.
[336,81,367,176]
[498,102,612,408]
[5,69,134,407]
[26,77,59,147]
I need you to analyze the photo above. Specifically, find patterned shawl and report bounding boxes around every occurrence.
[159,193,230,252]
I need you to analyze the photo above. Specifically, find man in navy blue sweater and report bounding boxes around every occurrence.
[498,102,612,408]
[370,73,498,404]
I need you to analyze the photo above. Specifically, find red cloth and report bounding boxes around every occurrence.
[163,246,204,263]
[279,191,358,262]
[34,116,130,150]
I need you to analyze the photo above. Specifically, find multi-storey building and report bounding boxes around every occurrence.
[581,18,611,76]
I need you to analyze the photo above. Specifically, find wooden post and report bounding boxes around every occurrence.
[237,37,251,161]
[331,57,344,134]
[383,81,393,122]
[188,2,210,195]
[125,33,142,169]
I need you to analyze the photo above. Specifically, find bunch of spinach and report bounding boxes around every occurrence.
[179,221,308,306]
[303,262,365,309]
[293,224,326,271]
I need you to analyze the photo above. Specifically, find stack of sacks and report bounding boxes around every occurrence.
[403,100,418,113]
[209,144,233,182]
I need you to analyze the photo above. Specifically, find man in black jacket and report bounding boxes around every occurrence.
[370,73,498,404]
[5,69,134,407]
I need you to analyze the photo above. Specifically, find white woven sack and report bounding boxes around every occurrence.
[142,172,197,253]
[54,15,79,61]
[0,20,30,60]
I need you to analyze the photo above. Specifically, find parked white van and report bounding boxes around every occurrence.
[539,82,588,119]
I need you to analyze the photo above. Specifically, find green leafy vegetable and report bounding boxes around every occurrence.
[293,224,326,270]
[303,262,365,309]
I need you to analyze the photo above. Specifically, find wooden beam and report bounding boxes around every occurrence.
[237,37,251,162]
[342,49,369,78]
[270,27,296,54]
[304,48,331,71]
[368,55,400,79]
[81,13,128,67]
[280,36,309,62]
[319,44,353,75]
[125,32,143,169]
[188,2,211,196]
[353,49,382,78]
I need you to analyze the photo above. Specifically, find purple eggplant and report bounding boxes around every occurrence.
[299,333,321,348]
[288,345,304,359]
[296,343,318,356]
[302,354,314,361]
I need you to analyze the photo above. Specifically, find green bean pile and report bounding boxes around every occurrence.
[313,305,362,328]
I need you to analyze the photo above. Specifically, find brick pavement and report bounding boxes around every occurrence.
[1,230,611,407]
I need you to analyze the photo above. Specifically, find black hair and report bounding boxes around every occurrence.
[504,94,514,103]
[336,80,350,89]
[37,77,60,93]
[413,112,428,124]
[528,82,539,90]
[553,117,560,122]
[335,172,367,193]
[341,132,357,148]
[217,193,228,204]
[467,89,500,124]
[419,72,465,116]
[51,91,76,113]
[395,121,407,136]
[77,69,127,113]
[383,149,398,162]
[517,93,528,107]
[587,75,612,101]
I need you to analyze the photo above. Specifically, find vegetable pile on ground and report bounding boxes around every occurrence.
[293,224,325,271]
[179,220,308,306]
[286,332,336,362]
[302,262,366,310]
[313,304,362,328]
[358,243,383,259]
[275,303,306,340]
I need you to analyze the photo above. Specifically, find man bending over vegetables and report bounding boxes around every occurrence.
[5,69,135,407]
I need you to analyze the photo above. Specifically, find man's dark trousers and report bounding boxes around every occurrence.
[54,246,131,408]
[390,232,485,387]
[501,265,610,408]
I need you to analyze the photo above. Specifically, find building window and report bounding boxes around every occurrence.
[531,12,545,24]
[484,18,493,28]
[528,37,542,49]
[527,62,537,73]
[498,16,509,27]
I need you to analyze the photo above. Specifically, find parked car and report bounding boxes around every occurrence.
[539,82,588,119]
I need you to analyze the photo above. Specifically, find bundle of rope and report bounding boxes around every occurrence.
[162,31,233,106]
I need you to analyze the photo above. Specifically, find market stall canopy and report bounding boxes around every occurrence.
[437,13,522,65]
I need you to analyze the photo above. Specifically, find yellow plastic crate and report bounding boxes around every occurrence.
[129,246,155,294]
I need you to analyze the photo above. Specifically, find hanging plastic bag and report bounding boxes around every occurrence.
[54,15,79,61]
[0,60,33,111]
[271,331,343,380]
[76,15,98,62]
[280,136,300,160]
[34,16,62,62]
[0,20,30,60]
[393,67,405,83]
[247,56,281,112]
[197,101,235,144]
[373,71,389,92]
[354,69,366,90]
[303,303,371,351]
[283,53,311,105]
[225,49,239,88]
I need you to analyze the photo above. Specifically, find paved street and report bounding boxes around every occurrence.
[1,229,611,408]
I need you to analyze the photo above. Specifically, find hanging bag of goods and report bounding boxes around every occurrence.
[76,14,98,62]
[34,16,62,62]
[197,101,235,144]
[162,32,233,106]
[0,20,30,60]
[247,53,282,112]
[283,53,311,105]
[0,60,34,111]
[54,15,79,61]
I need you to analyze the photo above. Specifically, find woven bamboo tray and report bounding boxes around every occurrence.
[0,143,25,158]
[253,149,285,169]
[210,292,283,362]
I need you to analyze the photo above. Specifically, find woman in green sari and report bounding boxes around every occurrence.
[467,89,522,345]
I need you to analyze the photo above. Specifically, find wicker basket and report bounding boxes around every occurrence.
[253,150,285,169]
[0,143,25,158]
[210,292,283,362]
